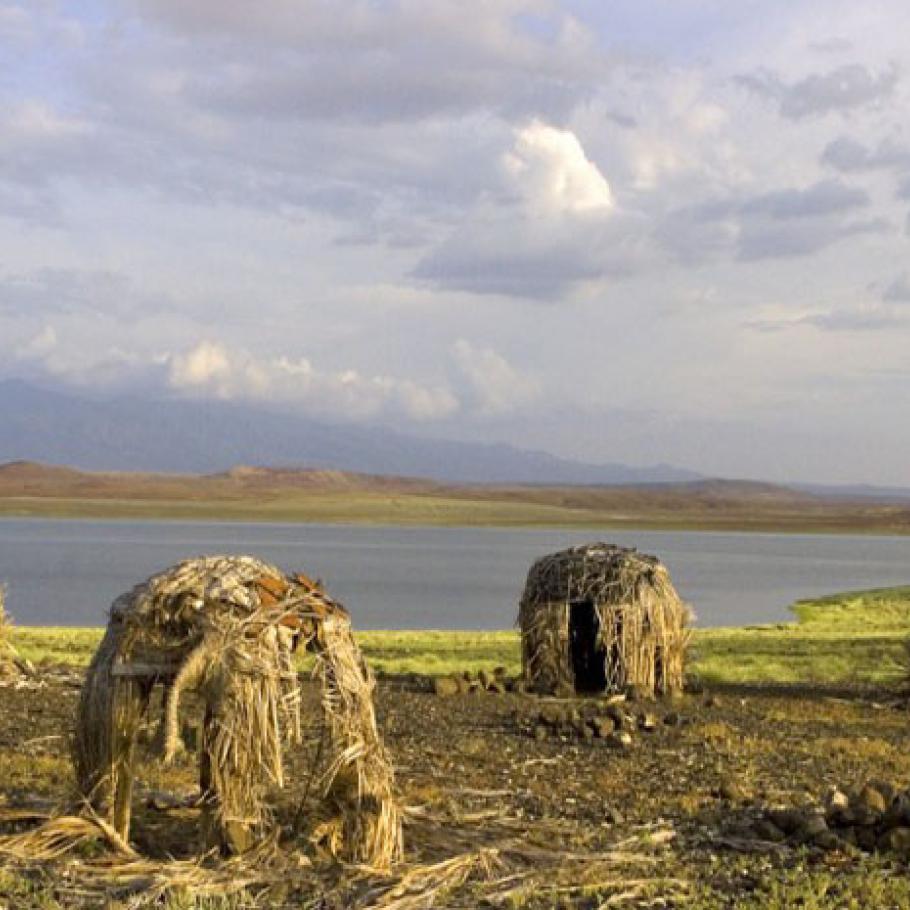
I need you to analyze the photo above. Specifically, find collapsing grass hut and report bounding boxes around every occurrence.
[74,555,401,867]
[518,543,691,697]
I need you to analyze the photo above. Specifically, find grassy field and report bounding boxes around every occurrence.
[12,584,910,688]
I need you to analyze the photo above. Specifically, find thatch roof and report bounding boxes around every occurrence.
[520,543,669,610]
[74,554,401,867]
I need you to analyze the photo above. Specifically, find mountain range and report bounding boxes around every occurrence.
[0,379,699,485]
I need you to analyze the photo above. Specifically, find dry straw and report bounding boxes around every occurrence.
[518,543,692,696]
[0,585,35,680]
[72,554,401,867]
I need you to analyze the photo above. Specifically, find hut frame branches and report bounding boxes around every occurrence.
[518,544,691,697]
[73,555,402,868]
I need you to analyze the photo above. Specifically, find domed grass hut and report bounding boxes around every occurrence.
[518,544,691,697]
[74,555,401,867]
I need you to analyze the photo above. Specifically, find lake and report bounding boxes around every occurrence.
[0,518,908,628]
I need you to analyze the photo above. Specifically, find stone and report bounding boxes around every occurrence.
[813,830,842,851]
[825,788,850,813]
[752,819,785,842]
[882,794,910,830]
[867,779,897,804]
[877,826,910,854]
[539,705,565,727]
[433,676,459,697]
[592,716,616,738]
[855,826,878,851]
[800,813,828,839]
[607,731,633,751]
[767,808,806,836]
[854,785,887,816]
[638,712,658,733]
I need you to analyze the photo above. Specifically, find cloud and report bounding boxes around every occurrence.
[503,120,613,213]
[883,273,910,302]
[749,305,907,333]
[167,340,459,421]
[659,179,879,263]
[451,339,540,415]
[415,119,629,298]
[738,63,899,119]
[741,179,868,219]
[821,135,910,172]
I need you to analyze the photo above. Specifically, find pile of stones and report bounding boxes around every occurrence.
[756,780,910,854]
[517,698,686,750]
[432,668,513,696]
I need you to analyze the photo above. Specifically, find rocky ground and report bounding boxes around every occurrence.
[2,671,910,907]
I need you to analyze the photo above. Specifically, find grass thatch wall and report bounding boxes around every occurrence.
[518,543,691,696]
[74,555,401,867]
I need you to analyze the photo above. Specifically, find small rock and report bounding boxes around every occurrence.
[813,830,841,851]
[854,785,887,816]
[433,676,459,697]
[638,712,658,733]
[539,705,565,727]
[767,808,806,835]
[606,731,633,751]
[800,813,828,839]
[878,826,910,854]
[592,716,616,738]
[855,827,878,851]
[752,819,785,842]
[825,788,850,813]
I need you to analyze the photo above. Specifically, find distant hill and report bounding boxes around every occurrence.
[1,460,909,535]
[0,379,699,485]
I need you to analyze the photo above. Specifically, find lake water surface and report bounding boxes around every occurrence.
[0,518,908,628]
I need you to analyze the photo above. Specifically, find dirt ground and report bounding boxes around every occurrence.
[2,672,910,908]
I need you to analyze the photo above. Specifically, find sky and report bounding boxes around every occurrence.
[1,0,909,485]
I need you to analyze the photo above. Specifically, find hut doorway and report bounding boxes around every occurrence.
[569,600,607,693]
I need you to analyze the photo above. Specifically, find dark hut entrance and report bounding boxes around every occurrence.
[568,600,607,693]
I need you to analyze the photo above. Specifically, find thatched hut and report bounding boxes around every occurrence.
[518,543,691,697]
[74,555,401,867]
